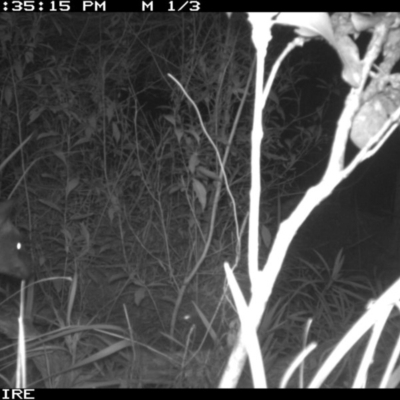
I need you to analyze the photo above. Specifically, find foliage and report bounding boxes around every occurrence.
[0,13,398,388]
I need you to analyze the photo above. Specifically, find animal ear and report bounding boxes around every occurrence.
[0,200,15,225]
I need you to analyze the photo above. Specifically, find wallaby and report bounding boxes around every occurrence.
[0,201,31,280]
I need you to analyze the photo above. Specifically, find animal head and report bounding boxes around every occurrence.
[0,201,31,280]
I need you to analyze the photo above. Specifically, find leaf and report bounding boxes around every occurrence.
[188,153,200,174]
[268,89,279,105]
[28,107,45,124]
[66,178,80,197]
[193,178,207,211]
[332,248,345,281]
[163,114,175,125]
[335,35,362,88]
[25,49,34,64]
[38,199,62,214]
[275,12,362,87]
[134,287,146,306]
[106,101,115,122]
[168,183,182,194]
[174,126,183,142]
[187,126,200,143]
[261,225,272,248]
[196,165,219,181]
[276,13,335,46]
[351,12,385,32]
[53,150,67,165]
